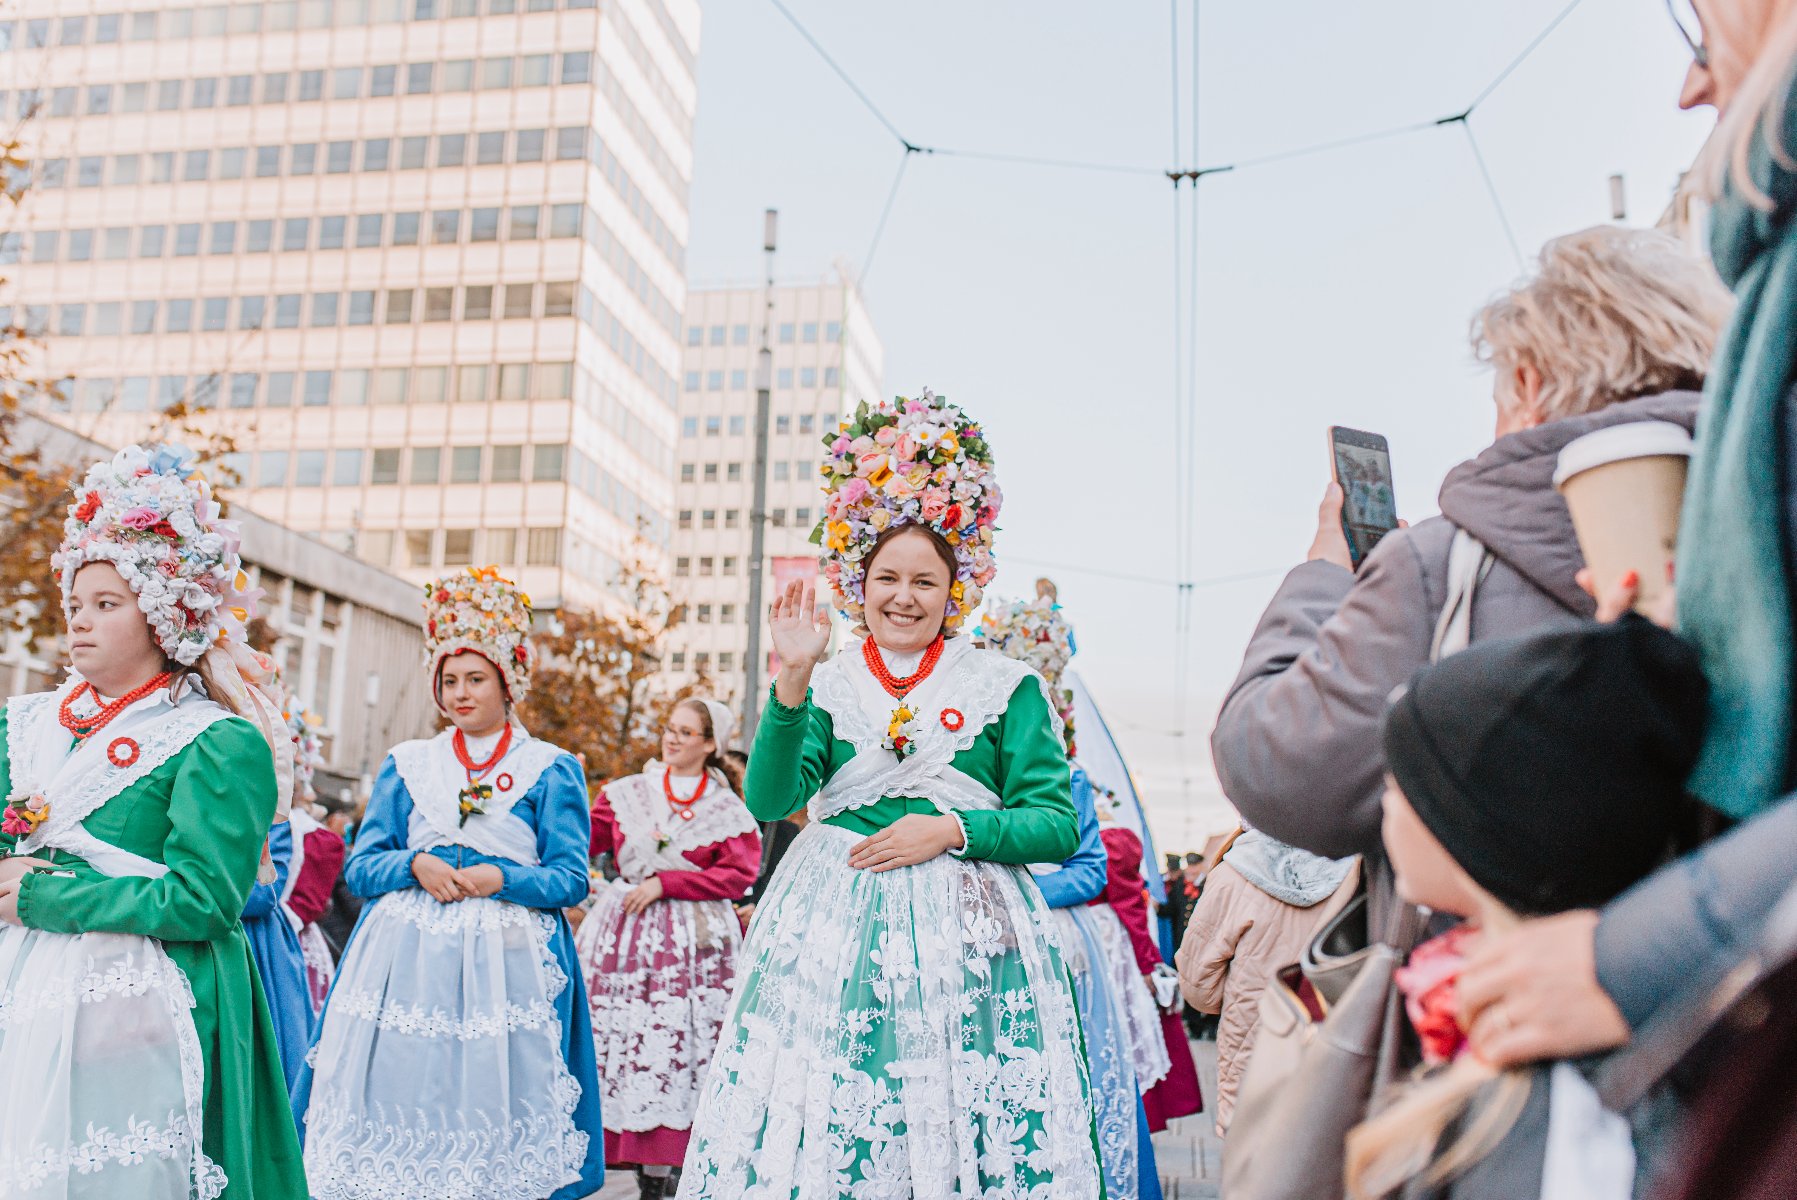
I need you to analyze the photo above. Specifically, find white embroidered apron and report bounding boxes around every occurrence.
[0,682,231,1200]
[300,726,587,1200]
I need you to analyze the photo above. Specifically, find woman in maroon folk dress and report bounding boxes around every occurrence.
[575,698,760,1200]
[1100,821,1205,1130]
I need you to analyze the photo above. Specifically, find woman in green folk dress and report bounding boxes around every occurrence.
[0,444,306,1199]
[680,391,1101,1199]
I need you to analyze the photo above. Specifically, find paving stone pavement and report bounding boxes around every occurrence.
[590,1036,1225,1199]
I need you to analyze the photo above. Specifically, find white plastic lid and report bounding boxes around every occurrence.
[1553,420,1695,489]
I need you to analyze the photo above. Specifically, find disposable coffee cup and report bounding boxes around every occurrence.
[1553,421,1695,613]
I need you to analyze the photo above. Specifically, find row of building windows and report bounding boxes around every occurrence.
[687,321,842,348]
[43,362,575,414]
[25,113,683,272]
[683,367,841,393]
[358,525,566,574]
[11,205,584,263]
[16,54,594,124]
[575,283,678,408]
[2,0,598,51]
[677,507,816,530]
[226,441,567,489]
[677,461,824,487]
[680,412,834,438]
[666,650,735,675]
[674,555,741,578]
[20,54,687,201]
[11,281,578,338]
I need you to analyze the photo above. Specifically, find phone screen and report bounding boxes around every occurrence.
[1331,429,1397,567]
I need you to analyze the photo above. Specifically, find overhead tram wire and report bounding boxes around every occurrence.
[861,148,915,284]
[1459,120,1526,269]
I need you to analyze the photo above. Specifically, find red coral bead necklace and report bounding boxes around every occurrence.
[453,723,513,780]
[663,767,709,821]
[58,673,172,741]
[864,634,945,699]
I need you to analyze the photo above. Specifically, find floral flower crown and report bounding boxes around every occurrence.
[811,389,1001,633]
[52,444,257,666]
[424,566,535,702]
[981,594,1077,755]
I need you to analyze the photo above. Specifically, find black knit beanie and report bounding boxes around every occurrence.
[1381,616,1708,916]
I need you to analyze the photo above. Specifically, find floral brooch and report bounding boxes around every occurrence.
[884,703,920,760]
[457,781,493,826]
[1,792,50,838]
[106,737,140,768]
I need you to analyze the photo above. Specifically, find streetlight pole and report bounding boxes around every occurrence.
[741,209,778,746]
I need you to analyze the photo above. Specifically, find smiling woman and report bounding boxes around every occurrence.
[679,391,1100,1197]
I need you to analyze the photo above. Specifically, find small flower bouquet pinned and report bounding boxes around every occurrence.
[457,781,494,827]
[884,704,920,761]
[652,826,673,854]
[1,792,50,838]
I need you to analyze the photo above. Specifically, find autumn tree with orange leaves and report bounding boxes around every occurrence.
[520,540,714,789]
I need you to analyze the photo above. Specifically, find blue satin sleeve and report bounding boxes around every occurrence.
[1033,765,1107,908]
[342,756,423,899]
[240,818,294,918]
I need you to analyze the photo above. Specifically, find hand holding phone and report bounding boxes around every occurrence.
[1327,427,1397,569]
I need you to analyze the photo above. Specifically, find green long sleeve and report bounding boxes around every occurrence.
[743,689,840,821]
[955,678,1077,864]
[18,718,276,942]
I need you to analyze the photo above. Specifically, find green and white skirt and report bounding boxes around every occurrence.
[680,822,1101,1199]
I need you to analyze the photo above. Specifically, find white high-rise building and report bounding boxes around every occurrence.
[2,0,697,611]
[668,273,883,700]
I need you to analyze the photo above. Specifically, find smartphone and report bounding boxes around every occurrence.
[1328,426,1397,569]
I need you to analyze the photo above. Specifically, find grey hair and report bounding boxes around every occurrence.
[1470,225,1732,422]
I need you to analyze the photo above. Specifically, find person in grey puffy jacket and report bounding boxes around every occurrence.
[1209,225,1729,924]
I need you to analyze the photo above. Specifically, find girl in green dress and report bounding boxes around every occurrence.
[680,392,1101,1198]
[0,444,307,1199]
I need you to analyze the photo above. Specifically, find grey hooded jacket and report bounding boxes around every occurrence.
[1209,390,1702,916]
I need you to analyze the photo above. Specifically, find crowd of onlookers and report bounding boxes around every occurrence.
[1159,5,1797,1196]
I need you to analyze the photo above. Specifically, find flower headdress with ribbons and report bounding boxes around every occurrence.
[812,389,1001,633]
[423,566,535,703]
[51,443,295,818]
[981,590,1077,755]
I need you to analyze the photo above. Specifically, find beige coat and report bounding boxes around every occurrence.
[1175,859,1359,1133]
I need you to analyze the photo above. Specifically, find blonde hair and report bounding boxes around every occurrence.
[1345,1055,1532,1200]
[1694,1,1797,206]
[1470,225,1731,422]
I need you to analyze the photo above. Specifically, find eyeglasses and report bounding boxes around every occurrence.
[1666,0,1711,69]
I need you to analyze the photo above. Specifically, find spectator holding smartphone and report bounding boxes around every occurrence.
[1209,225,1728,923]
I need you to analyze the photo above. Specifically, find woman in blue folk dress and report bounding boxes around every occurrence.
[292,567,605,1200]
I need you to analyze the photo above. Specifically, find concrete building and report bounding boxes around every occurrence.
[1,0,698,612]
[666,272,883,700]
[4,411,439,802]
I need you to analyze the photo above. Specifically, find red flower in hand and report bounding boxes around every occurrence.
[1395,925,1477,1065]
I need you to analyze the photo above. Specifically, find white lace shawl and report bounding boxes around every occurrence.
[808,636,1065,822]
[389,725,564,866]
[605,762,757,885]
[6,679,233,878]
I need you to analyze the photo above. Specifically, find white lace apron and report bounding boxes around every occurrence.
[279,808,335,1014]
[1087,900,1173,1090]
[0,682,232,1200]
[574,763,755,1141]
[300,727,588,1200]
[681,641,1102,1199]
[1047,904,1145,1198]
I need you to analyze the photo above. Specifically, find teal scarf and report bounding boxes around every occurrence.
[1680,81,1797,820]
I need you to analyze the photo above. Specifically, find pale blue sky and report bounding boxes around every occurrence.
[684,0,1718,850]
